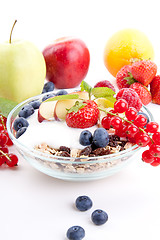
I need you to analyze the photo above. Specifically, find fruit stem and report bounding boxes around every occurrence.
[9,20,17,44]
[0,149,11,161]
[0,114,6,130]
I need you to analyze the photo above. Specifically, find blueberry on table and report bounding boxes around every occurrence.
[75,195,93,211]
[42,81,55,93]
[66,226,85,240]
[79,130,93,146]
[42,93,55,102]
[56,90,68,96]
[13,117,29,131]
[16,127,27,138]
[28,100,41,109]
[92,128,109,148]
[18,104,34,118]
[91,209,108,225]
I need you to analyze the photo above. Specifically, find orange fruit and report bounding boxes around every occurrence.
[104,29,154,77]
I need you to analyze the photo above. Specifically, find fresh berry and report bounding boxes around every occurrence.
[116,88,142,111]
[131,60,157,86]
[1,130,13,146]
[94,80,115,92]
[0,146,9,154]
[146,122,159,133]
[29,100,41,109]
[66,226,85,240]
[91,209,108,225]
[5,154,18,167]
[149,144,160,157]
[129,82,152,105]
[42,93,55,102]
[16,127,27,139]
[142,150,155,164]
[150,158,160,167]
[114,99,128,113]
[152,132,160,144]
[101,116,111,129]
[56,90,68,96]
[0,123,5,131]
[18,104,34,118]
[126,124,139,138]
[116,65,133,89]
[125,107,137,121]
[115,121,130,137]
[150,75,160,104]
[13,117,29,131]
[135,132,150,147]
[137,112,149,126]
[75,196,93,211]
[0,156,5,166]
[42,81,55,93]
[79,130,92,146]
[66,100,99,128]
[134,114,148,128]
[0,133,8,147]
[92,128,109,148]
[110,116,122,129]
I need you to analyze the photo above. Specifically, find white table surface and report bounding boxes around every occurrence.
[1,0,160,239]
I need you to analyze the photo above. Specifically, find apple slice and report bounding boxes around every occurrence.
[38,101,56,122]
[54,91,89,120]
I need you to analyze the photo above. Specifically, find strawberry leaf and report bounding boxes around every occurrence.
[46,94,79,102]
[80,81,92,98]
[67,101,86,113]
[0,98,18,118]
[91,87,115,98]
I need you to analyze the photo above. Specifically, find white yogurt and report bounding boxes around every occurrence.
[18,110,98,149]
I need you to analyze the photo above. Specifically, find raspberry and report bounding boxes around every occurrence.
[116,88,142,111]
[94,80,115,92]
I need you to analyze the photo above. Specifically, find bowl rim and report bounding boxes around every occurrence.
[6,93,154,164]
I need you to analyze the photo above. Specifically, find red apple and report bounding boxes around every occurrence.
[42,37,90,89]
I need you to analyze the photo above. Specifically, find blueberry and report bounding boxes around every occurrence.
[56,90,68,96]
[75,195,93,211]
[91,209,108,225]
[137,111,150,127]
[18,104,34,118]
[16,127,27,138]
[42,93,55,102]
[28,100,41,109]
[13,117,29,131]
[79,130,92,146]
[42,81,55,93]
[66,226,85,240]
[92,128,109,148]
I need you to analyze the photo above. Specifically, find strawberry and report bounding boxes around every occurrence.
[130,60,157,86]
[129,82,152,105]
[66,100,99,128]
[150,75,160,104]
[116,65,133,89]
[94,80,115,92]
[116,88,142,111]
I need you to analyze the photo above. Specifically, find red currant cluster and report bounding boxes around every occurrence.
[0,115,18,167]
[100,99,160,167]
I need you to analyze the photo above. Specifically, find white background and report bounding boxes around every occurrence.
[0,0,160,239]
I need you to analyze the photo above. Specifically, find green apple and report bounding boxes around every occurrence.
[0,20,46,103]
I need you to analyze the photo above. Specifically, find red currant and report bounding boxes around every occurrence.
[101,116,111,129]
[134,114,147,128]
[150,158,160,167]
[1,130,13,146]
[115,121,130,137]
[0,123,5,131]
[0,146,9,154]
[142,150,155,163]
[114,99,128,113]
[125,107,138,121]
[5,154,18,167]
[0,133,8,147]
[146,122,159,133]
[110,116,122,130]
[0,156,5,166]
[149,144,160,158]
[152,132,160,145]
[126,124,139,138]
[135,132,150,147]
